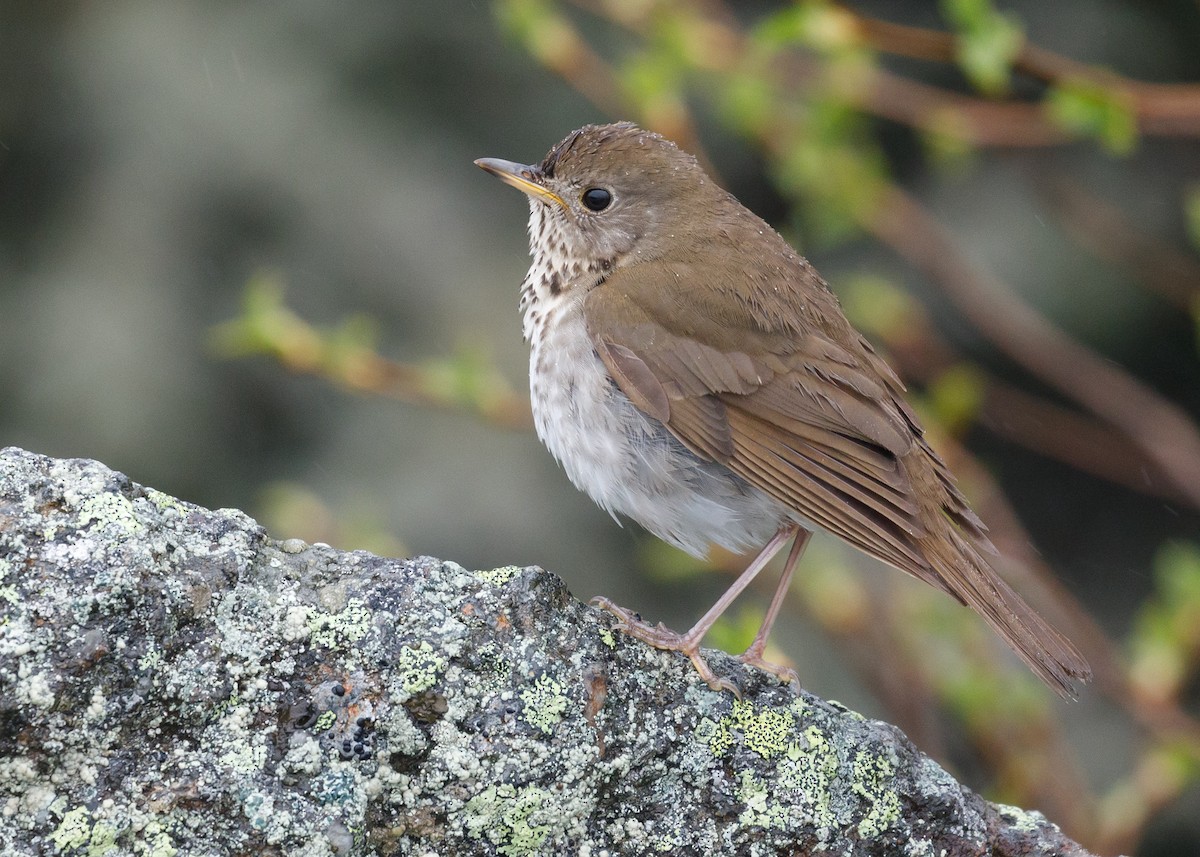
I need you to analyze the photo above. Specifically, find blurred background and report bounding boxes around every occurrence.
[2,1,1198,853]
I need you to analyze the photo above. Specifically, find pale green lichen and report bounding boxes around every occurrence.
[731,699,795,758]
[309,598,372,649]
[598,627,615,648]
[694,716,734,756]
[86,821,117,855]
[475,565,521,586]
[395,641,447,694]
[315,710,337,732]
[464,784,552,856]
[777,725,839,830]
[78,492,140,535]
[737,770,790,830]
[996,802,1044,833]
[50,806,92,850]
[696,700,796,759]
[653,831,684,852]
[852,748,900,837]
[519,674,568,734]
[141,821,178,857]
[145,488,184,513]
[137,643,163,672]
[220,736,269,775]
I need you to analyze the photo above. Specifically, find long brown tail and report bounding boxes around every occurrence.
[922,524,1092,699]
[905,442,1092,698]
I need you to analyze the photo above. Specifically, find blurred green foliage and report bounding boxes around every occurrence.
[1130,542,1200,701]
[213,273,529,429]
[941,0,1024,96]
[1045,78,1138,154]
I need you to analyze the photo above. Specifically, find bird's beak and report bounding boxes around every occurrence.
[474,158,567,209]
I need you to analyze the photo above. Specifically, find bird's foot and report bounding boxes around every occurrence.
[591,596,739,696]
[738,641,799,687]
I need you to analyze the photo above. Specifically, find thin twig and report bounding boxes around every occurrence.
[1038,177,1200,311]
[843,5,1200,139]
[872,306,1187,504]
[869,185,1200,513]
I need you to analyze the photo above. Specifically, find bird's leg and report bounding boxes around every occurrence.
[738,527,811,686]
[592,524,798,693]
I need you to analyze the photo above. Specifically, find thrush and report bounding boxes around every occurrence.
[476,122,1091,697]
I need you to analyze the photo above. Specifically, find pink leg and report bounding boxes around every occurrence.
[593,523,801,693]
[739,527,812,685]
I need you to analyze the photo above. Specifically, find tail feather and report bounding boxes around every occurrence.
[930,528,1092,699]
[906,442,1092,698]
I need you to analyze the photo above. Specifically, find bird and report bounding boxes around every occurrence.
[475,122,1091,697]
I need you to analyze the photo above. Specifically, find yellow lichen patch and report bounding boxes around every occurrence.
[852,748,901,837]
[79,493,141,535]
[464,783,553,856]
[50,806,92,850]
[476,566,522,586]
[309,597,373,649]
[519,674,569,735]
[395,642,447,695]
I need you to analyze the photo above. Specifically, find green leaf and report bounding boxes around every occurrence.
[840,274,916,340]
[921,109,977,171]
[708,606,766,654]
[942,0,1023,95]
[718,69,777,136]
[620,51,682,110]
[769,122,886,245]
[928,365,986,433]
[942,0,988,30]
[753,1,858,53]
[1128,542,1200,698]
[1045,78,1138,154]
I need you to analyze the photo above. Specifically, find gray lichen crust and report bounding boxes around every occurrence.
[0,448,1094,856]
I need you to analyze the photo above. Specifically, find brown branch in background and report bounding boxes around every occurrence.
[517,5,628,119]
[873,300,1188,505]
[572,0,1200,145]
[856,69,1071,147]
[320,354,534,431]
[843,5,1200,139]
[210,278,534,431]
[1038,177,1200,311]
[977,383,1174,500]
[868,185,1200,513]
[846,6,1109,85]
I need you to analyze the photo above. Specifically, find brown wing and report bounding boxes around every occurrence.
[584,258,985,594]
[585,260,1090,696]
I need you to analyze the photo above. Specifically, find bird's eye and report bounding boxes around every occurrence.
[581,187,612,212]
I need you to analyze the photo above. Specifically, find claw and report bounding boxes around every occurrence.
[739,643,800,687]
[739,654,799,687]
[592,595,740,695]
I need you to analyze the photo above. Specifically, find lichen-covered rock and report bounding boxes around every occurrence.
[0,448,1094,856]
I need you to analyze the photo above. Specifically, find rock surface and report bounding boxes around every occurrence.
[0,447,1094,856]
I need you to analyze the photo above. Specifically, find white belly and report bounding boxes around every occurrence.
[528,299,786,558]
